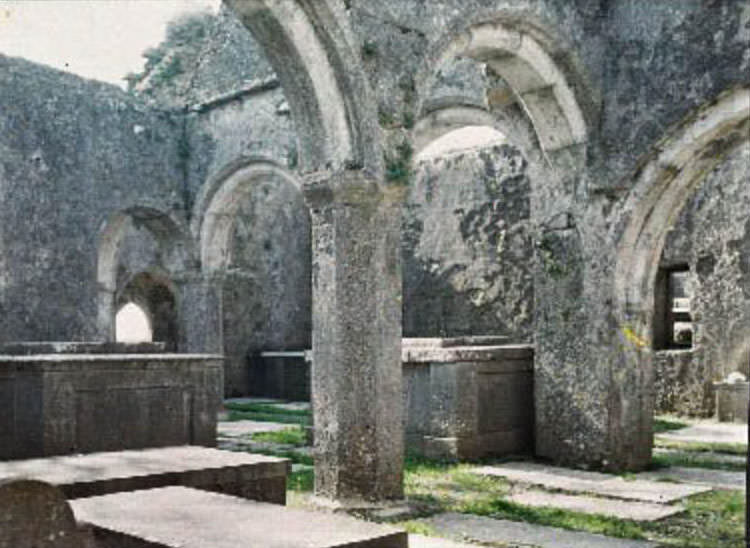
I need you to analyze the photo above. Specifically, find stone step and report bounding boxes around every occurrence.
[0,446,289,504]
[417,513,657,548]
[72,486,408,548]
[507,490,684,521]
[474,462,709,503]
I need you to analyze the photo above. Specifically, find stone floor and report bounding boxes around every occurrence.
[221,406,745,547]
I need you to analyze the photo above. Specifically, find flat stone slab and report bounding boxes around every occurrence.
[218,420,298,436]
[653,447,747,465]
[418,513,657,548]
[408,534,480,548]
[0,446,289,503]
[474,462,709,503]
[507,490,684,521]
[655,421,747,445]
[71,486,408,548]
[638,467,745,490]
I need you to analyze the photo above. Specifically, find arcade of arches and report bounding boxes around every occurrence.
[0,0,748,503]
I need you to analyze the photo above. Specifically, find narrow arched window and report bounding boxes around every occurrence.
[115,302,153,343]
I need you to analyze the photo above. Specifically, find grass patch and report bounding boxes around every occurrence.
[251,428,306,447]
[643,490,745,547]
[397,520,437,536]
[404,454,745,546]
[288,468,314,492]
[655,439,748,456]
[226,410,310,425]
[653,417,690,433]
[224,402,310,417]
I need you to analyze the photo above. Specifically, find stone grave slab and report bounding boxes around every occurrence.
[71,486,408,548]
[474,462,709,502]
[638,467,745,490]
[0,446,289,503]
[418,513,657,548]
[507,490,685,521]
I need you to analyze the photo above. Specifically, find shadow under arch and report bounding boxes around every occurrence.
[611,86,750,468]
[96,206,196,342]
[194,159,304,273]
[225,0,380,174]
[414,12,594,157]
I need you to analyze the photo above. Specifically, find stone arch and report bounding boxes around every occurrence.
[412,105,500,158]
[195,158,304,273]
[96,206,195,342]
[415,14,592,155]
[612,86,750,467]
[117,270,179,350]
[225,0,380,173]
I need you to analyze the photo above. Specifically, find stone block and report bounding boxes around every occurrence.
[0,353,222,459]
[71,486,408,548]
[403,344,534,459]
[0,446,289,504]
[714,381,749,423]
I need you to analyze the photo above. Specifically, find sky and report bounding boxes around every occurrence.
[0,0,220,88]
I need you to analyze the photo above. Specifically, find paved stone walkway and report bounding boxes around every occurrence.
[655,421,747,445]
[408,534,479,548]
[638,466,745,490]
[417,513,657,548]
[506,490,684,521]
[653,447,747,465]
[474,462,709,503]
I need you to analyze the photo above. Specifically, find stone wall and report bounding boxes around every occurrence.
[0,54,184,344]
[655,142,750,416]
[1,0,749,472]
[403,142,532,340]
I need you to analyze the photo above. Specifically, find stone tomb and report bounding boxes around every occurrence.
[0,342,222,459]
[403,339,534,460]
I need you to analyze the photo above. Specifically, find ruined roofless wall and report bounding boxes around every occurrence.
[0,54,184,343]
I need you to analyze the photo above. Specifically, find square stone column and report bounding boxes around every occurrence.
[304,171,404,503]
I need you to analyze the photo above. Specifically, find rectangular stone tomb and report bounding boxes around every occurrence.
[403,342,534,460]
[71,486,409,548]
[0,351,222,459]
[0,446,289,504]
[248,350,312,401]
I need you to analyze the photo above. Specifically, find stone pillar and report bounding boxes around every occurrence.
[303,170,404,504]
[175,272,224,354]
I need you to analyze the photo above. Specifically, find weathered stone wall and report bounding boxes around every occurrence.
[0,54,184,343]
[656,142,750,416]
[221,174,311,396]
[1,0,748,471]
[403,142,532,340]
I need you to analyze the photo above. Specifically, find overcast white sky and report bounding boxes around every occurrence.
[0,0,220,88]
